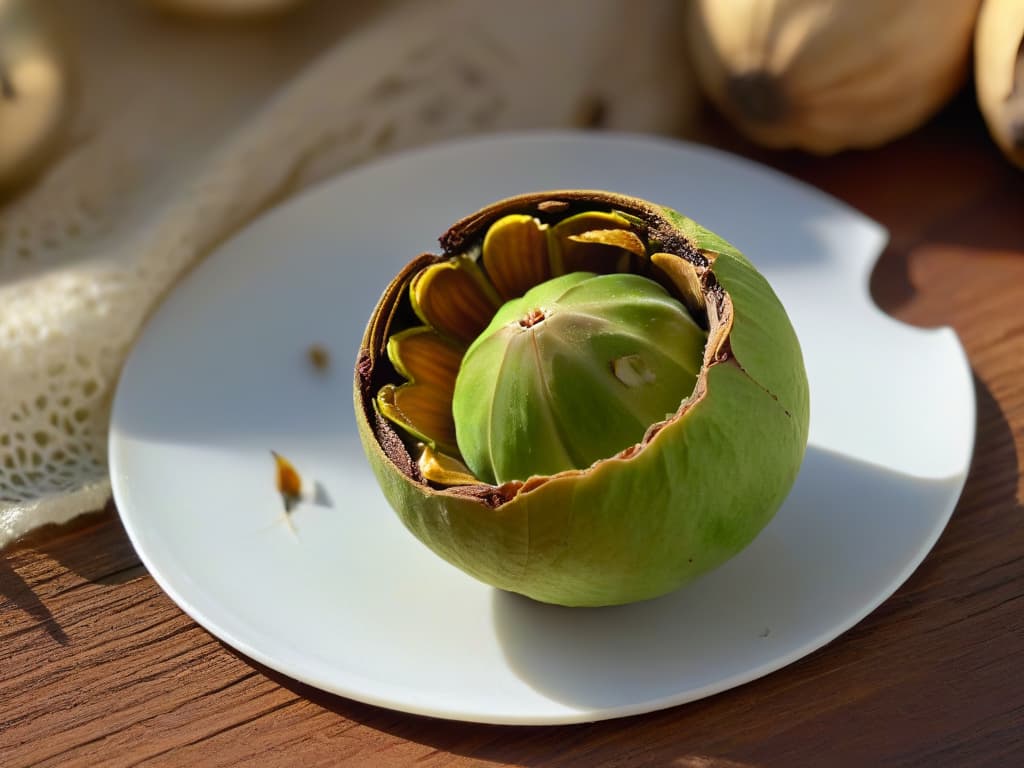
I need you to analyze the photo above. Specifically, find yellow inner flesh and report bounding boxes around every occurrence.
[376,209,705,486]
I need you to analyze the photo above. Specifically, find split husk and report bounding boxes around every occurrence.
[354,190,809,607]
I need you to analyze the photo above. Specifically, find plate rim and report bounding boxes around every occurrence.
[108,130,974,725]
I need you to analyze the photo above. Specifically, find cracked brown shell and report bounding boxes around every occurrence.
[354,190,809,606]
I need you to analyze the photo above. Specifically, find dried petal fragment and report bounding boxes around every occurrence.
[482,214,552,300]
[418,445,479,486]
[651,252,707,314]
[272,451,302,513]
[377,381,458,456]
[387,327,462,393]
[550,211,640,274]
[410,257,502,344]
[571,228,647,258]
[377,327,463,453]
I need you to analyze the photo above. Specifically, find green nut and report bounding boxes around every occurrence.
[354,190,810,607]
[453,271,706,485]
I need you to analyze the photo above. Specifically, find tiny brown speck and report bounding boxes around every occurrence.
[519,308,546,328]
[308,344,330,371]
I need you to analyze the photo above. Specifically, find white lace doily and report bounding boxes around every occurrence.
[0,0,698,547]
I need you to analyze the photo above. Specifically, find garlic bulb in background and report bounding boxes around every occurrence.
[687,0,982,153]
[0,0,69,194]
[146,0,307,18]
[975,0,1024,169]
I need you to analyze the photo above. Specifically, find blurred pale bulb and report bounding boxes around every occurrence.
[0,0,69,192]
[146,0,307,17]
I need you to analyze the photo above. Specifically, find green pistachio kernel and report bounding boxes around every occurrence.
[452,272,707,484]
[354,190,810,607]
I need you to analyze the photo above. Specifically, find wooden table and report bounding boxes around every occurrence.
[3,93,1023,767]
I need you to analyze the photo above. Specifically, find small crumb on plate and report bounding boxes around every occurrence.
[308,344,330,371]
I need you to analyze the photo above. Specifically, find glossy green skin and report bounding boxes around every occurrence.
[453,272,706,485]
[355,206,810,607]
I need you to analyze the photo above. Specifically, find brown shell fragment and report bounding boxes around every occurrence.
[272,451,302,513]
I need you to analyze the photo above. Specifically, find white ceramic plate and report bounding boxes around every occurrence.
[110,133,975,725]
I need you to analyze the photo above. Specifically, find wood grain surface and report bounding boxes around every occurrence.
[2,92,1023,767]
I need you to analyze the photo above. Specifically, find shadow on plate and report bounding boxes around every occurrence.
[486,444,966,711]
[208,374,1018,761]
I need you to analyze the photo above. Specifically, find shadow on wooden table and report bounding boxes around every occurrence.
[1,503,143,648]
[869,187,1024,319]
[233,648,763,767]
[2,503,146,584]
[0,556,69,646]
[887,373,1024,596]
